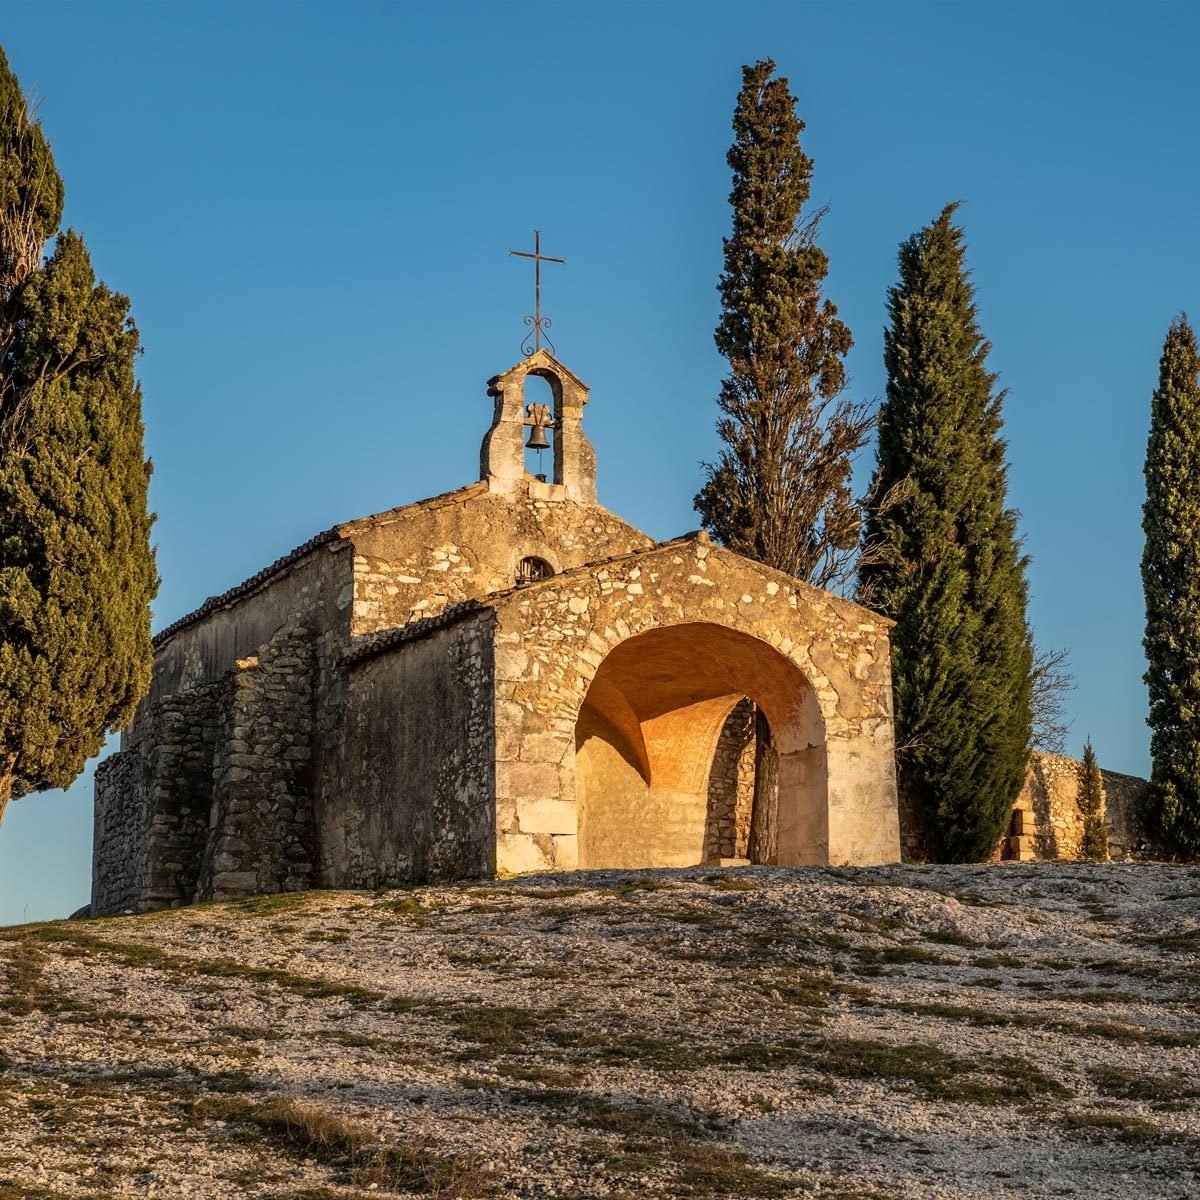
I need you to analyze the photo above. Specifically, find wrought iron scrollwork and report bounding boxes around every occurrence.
[520,314,556,357]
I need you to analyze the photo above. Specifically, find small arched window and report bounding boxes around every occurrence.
[517,556,554,585]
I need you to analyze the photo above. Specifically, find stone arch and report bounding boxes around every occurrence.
[573,622,826,868]
[521,372,558,482]
[516,556,555,584]
[480,350,596,504]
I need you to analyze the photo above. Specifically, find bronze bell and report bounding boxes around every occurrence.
[525,423,551,451]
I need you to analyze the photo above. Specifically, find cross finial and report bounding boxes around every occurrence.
[509,230,565,356]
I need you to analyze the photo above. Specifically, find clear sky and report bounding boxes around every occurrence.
[1,1,1197,925]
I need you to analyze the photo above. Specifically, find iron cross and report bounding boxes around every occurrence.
[510,230,565,355]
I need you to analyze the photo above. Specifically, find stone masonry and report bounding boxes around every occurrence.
[92,349,903,914]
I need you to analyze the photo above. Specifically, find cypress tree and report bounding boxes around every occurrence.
[1076,739,1108,861]
[694,58,872,591]
[860,204,1033,862]
[0,47,156,829]
[1141,314,1200,860]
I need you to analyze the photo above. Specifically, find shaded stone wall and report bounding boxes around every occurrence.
[92,750,146,916]
[93,681,224,914]
[143,684,225,907]
[93,626,320,914]
[326,612,496,887]
[703,698,755,862]
[130,541,352,726]
[195,629,317,901]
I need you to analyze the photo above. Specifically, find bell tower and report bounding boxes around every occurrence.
[480,350,597,505]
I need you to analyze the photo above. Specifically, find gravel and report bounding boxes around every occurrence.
[1,861,1198,1199]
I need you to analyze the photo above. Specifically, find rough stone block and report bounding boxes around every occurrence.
[496,833,553,875]
[496,760,559,799]
[516,797,578,836]
[551,834,578,870]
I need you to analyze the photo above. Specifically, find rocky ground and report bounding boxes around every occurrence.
[1,863,1199,1199]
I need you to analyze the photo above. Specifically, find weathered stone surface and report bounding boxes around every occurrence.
[92,351,903,915]
[896,748,1153,864]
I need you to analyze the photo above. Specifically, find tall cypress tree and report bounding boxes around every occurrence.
[695,58,872,592]
[860,204,1033,862]
[0,47,157,829]
[1141,314,1200,860]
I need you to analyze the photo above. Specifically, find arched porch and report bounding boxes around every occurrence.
[574,623,826,868]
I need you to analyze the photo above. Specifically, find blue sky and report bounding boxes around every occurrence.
[1,1,1196,924]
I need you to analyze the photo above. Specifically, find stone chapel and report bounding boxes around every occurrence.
[91,350,902,915]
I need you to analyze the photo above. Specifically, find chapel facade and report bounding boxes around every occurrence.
[92,351,902,915]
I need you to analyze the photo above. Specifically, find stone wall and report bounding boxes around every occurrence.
[92,750,147,916]
[93,627,320,915]
[347,485,653,636]
[1005,750,1149,862]
[896,749,1151,863]
[489,534,900,874]
[92,680,224,914]
[327,611,497,887]
[195,628,318,901]
[132,538,352,726]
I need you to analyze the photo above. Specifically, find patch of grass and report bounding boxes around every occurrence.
[446,948,513,969]
[512,886,588,900]
[922,929,982,948]
[757,971,842,1008]
[888,998,1200,1048]
[195,1094,494,1197]
[1,939,45,1016]
[378,895,425,916]
[450,1003,550,1057]
[802,1037,1071,1105]
[15,927,382,1006]
[546,1024,697,1070]
[1060,1110,1168,1144]
[954,893,1005,908]
[1043,988,1139,1004]
[600,878,674,897]
[1089,1064,1200,1105]
[853,914,905,932]
[225,891,320,918]
[663,906,732,930]
[492,1061,584,1088]
[513,1090,789,1197]
[702,873,757,892]
[718,1031,1065,1104]
[860,946,951,966]
[1140,929,1200,951]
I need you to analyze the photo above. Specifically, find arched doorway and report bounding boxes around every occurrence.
[574,623,826,868]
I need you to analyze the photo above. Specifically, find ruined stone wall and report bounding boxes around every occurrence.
[325,611,496,887]
[895,749,1151,863]
[489,536,899,874]
[92,750,147,916]
[95,528,352,914]
[347,486,653,636]
[194,628,318,901]
[1006,751,1149,862]
[92,681,224,915]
